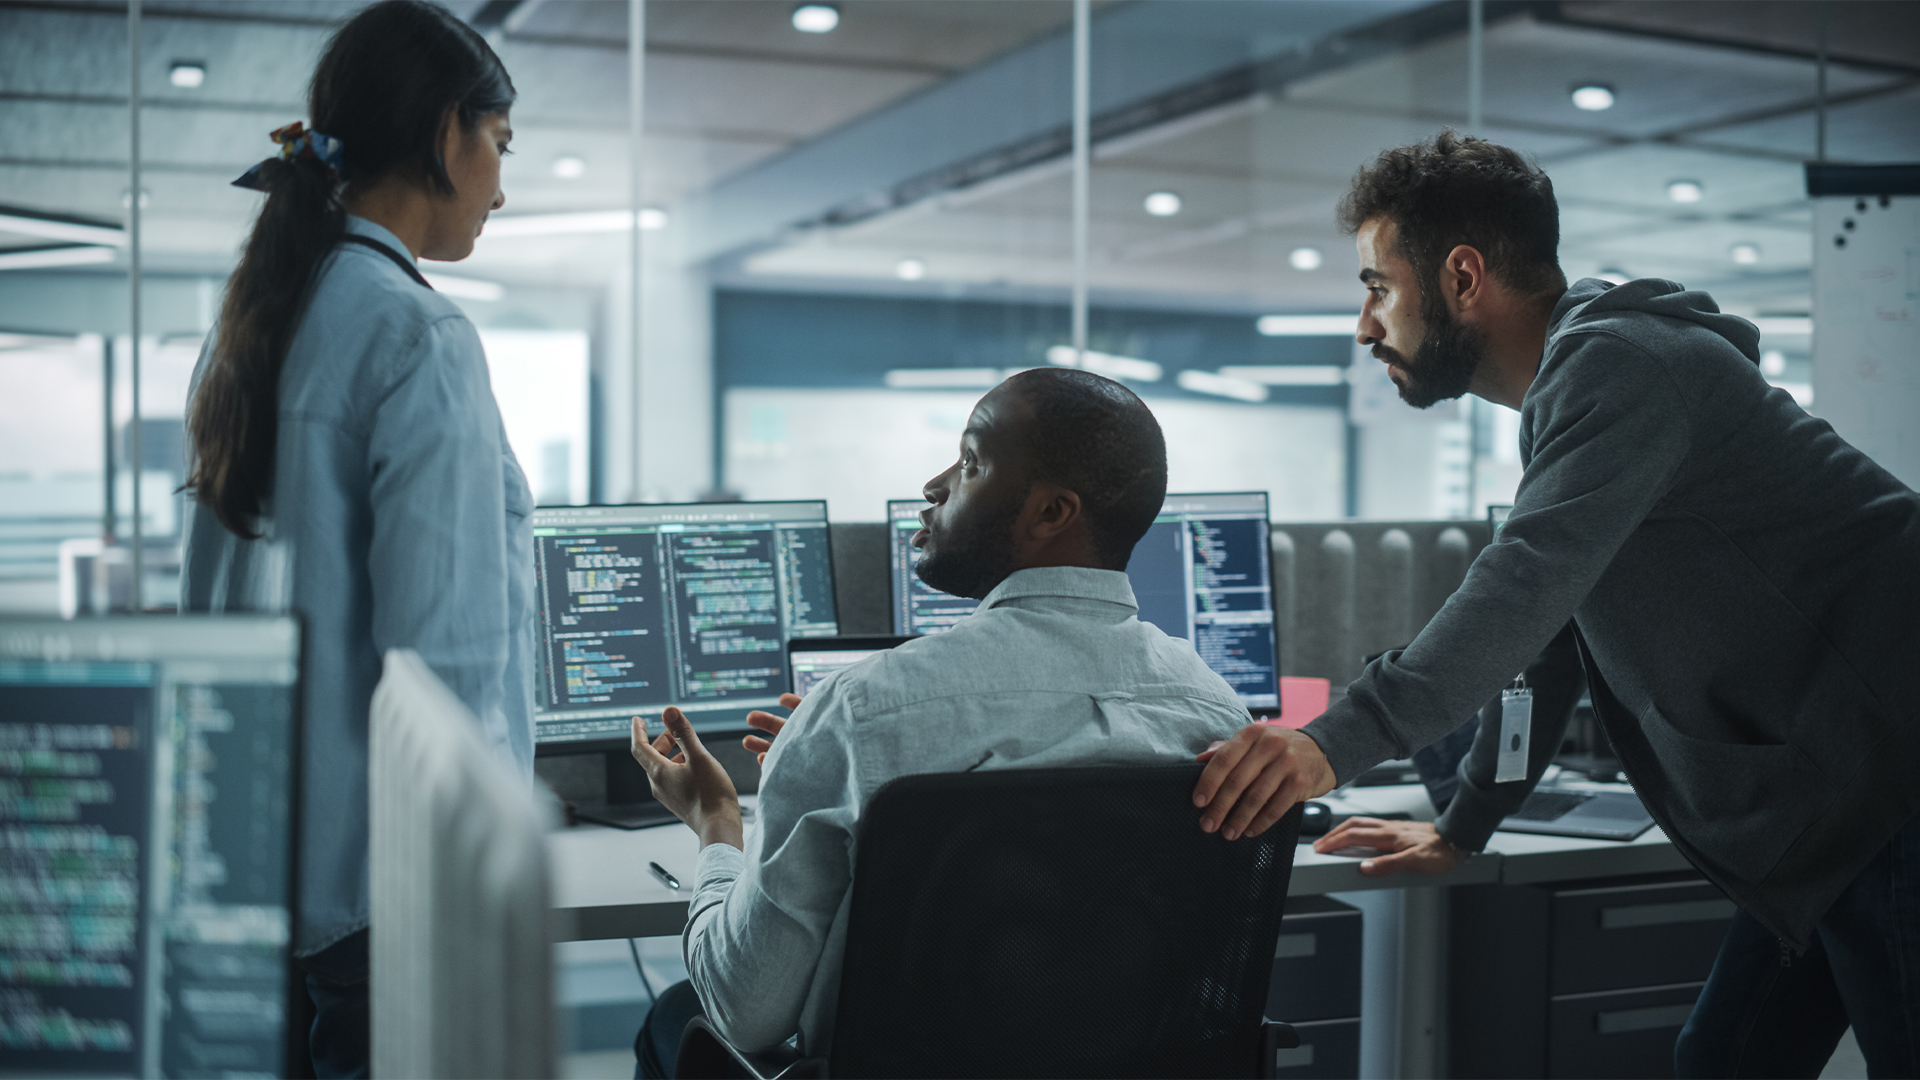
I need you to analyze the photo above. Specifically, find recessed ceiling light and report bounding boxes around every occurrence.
[1288,247,1323,271]
[1569,84,1614,111]
[169,62,206,88]
[1760,349,1787,377]
[1597,267,1631,285]
[792,4,839,33]
[1667,179,1704,204]
[1143,191,1182,217]
[1729,242,1761,265]
[551,155,586,179]
[638,207,668,231]
[895,258,926,281]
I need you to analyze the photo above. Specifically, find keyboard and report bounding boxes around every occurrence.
[1512,790,1594,822]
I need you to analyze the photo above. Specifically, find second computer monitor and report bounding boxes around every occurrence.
[888,491,1280,712]
[531,500,839,746]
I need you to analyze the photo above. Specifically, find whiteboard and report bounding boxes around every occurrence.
[1811,194,1920,489]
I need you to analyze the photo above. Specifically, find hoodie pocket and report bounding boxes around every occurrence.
[1636,703,1823,887]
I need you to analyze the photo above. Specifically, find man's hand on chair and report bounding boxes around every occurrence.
[632,707,745,851]
[1192,723,1337,840]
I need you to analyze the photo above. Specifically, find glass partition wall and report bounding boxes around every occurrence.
[3,1,1912,615]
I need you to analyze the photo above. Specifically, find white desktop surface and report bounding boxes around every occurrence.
[548,784,1684,941]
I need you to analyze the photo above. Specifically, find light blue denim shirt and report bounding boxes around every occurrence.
[181,216,536,956]
[681,566,1250,1056]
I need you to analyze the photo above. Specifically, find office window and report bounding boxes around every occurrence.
[482,329,591,507]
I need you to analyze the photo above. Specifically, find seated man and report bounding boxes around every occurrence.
[629,368,1251,1075]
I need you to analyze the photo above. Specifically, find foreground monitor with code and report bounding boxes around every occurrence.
[890,491,1280,712]
[0,616,303,1078]
[532,501,839,746]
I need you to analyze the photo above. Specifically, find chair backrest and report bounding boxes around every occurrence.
[369,649,556,1079]
[829,763,1303,1078]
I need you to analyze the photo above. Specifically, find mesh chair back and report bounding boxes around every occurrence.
[829,763,1302,1078]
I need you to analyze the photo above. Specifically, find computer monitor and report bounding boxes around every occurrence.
[888,491,1281,712]
[531,501,839,747]
[0,615,304,1078]
[887,499,979,636]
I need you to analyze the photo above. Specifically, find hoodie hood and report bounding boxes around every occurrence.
[1551,277,1763,366]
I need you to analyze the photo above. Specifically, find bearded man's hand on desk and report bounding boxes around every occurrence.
[1314,817,1465,876]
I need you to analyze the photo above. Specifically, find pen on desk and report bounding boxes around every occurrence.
[648,862,681,891]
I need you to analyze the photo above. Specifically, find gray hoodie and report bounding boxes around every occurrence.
[1304,277,1920,949]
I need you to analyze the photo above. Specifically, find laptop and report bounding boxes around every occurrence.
[1498,787,1656,841]
[788,635,915,697]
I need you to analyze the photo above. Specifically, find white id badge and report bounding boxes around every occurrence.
[1496,687,1532,783]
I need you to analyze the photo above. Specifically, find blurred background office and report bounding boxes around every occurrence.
[2,0,1915,1074]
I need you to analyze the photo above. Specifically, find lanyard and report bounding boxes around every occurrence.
[341,233,432,290]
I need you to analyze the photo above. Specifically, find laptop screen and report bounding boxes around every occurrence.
[787,637,913,697]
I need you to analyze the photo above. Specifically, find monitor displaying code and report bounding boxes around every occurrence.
[0,617,301,1078]
[889,491,1280,710]
[532,501,839,744]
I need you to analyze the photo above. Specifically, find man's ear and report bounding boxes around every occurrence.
[1443,243,1489,314]
[1025,483,1083,543]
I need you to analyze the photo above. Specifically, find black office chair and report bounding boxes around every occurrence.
[675,762,1305,1079]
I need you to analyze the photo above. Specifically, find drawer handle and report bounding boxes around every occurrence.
[1595,1003,1696,1035]
[1274,932,1317,959]
[1599,898,1735,929]
[1274,1044,1316,1069]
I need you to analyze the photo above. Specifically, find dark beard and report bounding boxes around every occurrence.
[1375,290,1486,409]
[914,481,1029,600]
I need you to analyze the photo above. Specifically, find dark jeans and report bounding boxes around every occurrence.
[1676,812,1920,1078]
[635,979,707,1079]
[299,928,370,1080]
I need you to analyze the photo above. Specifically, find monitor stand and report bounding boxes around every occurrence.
[560,748,681,830]
[569,800,682,830]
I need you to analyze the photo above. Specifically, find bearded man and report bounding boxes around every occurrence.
[1191,131,1920,1078]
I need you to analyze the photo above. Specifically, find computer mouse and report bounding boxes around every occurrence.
[1298,800,1333,837]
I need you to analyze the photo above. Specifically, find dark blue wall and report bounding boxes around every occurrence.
[714,289,1351,405]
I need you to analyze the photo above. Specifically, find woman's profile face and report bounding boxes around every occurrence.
[423,110,511,262]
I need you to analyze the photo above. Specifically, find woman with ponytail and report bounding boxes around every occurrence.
[181,3,528,1073]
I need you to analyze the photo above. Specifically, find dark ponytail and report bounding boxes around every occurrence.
[187,0,515,538]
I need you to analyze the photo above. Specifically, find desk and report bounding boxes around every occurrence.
[548,784,1681,942]
[548,785,1690,1079]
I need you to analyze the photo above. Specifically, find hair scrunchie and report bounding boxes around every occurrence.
[231,122,346,191]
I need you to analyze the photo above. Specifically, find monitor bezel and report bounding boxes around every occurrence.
[530,498,839,755]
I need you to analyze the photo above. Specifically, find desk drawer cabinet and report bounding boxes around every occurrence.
[1450,871,1732,1079]
[1265,895,1362,1079]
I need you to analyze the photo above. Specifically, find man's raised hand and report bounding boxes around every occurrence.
[742,692,801,765]
[1192,722,1337,840]
[631,707,744,851]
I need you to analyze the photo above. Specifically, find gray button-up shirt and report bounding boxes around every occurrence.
[682,566,1249,1055]
[181,216,535,955]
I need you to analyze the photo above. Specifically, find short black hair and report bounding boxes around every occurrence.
[1337,130,1567,308]
[1003,368,1167,569]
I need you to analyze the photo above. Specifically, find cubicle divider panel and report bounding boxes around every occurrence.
[1270,520,1488,687]
[832,519,1493,680]
[831,522,892,636]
